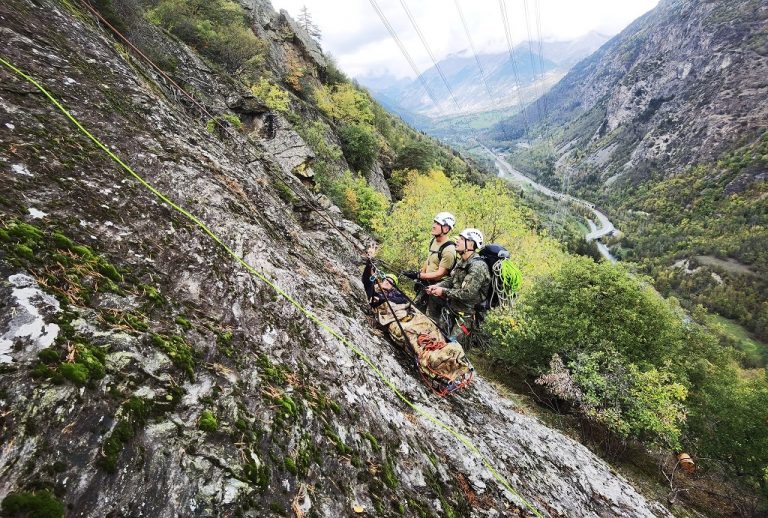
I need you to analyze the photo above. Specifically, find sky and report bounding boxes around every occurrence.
[269,0,660,80]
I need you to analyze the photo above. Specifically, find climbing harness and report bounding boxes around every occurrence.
[0,55,544,518]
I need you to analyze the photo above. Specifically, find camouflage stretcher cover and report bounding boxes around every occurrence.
[373,301,473,386]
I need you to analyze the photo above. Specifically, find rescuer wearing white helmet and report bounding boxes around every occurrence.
[402,212,458,313]
[425,228,490,344]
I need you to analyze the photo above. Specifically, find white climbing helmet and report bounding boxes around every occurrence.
[459,228,484,250]
[433,212,456,231]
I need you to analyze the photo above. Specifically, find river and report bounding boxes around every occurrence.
[482,146,617,262]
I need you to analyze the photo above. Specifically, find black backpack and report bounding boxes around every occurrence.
[475,244,511,312]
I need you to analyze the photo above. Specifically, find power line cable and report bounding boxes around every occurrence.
[368,0,444,115]
[521,0,544,121]
[399,0,461,111]
[453,0,496,105]
[499,0,531,141]
[532,0,550,121]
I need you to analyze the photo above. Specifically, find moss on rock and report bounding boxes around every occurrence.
[1,489,64,518]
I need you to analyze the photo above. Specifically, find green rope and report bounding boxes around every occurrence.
[0,54,544,517]
[499,259,523,294]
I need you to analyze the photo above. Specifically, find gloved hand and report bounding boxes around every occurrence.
[402,270,420,280]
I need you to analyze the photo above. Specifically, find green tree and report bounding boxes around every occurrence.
[394,140,435,171]
[147,0,265,70]
[326,172,388,231]
[488,256,688,371]
[251,78,291,113]
[686,363,768,494]
[314,83,374,126]
[375,169,563,282]
[339,123,378,173]
[297,5,321,41]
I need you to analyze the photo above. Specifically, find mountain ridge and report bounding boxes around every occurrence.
[359,32,611,118]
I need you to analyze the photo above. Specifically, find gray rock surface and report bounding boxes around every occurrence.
[261,114,316,179]
[367,161,393,200]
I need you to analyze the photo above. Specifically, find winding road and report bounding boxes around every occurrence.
[482,145,617,262]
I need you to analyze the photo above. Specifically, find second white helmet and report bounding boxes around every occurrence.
[459,228,484,250]
[433,212,456,231]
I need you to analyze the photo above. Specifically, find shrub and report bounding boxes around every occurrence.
[338,123,378,173]
[537,352,687,449]
[320,53,348,85]
[686,361,768,493]
[147,0,265,70]
[298,120,343,163]
[314,83,374,126]
[326,172,388,231]
[488,256,687,371]
[251,78,291,113]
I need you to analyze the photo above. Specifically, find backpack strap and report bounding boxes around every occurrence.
[428,238,456,270]
[437,240,456,269]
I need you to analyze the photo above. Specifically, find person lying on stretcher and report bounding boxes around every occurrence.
[362,244,408,308]
[360,244,475,395]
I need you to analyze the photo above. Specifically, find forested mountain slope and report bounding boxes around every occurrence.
[489,0,768,341]
[0,0,673,516]
[361,32,610,120]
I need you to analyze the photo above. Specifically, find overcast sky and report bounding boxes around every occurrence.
[269,0,659,79]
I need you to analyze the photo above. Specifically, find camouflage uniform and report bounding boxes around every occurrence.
[430,254,490,344]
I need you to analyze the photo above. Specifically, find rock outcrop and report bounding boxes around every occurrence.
[491,0,768,187]
[1,0,670,516]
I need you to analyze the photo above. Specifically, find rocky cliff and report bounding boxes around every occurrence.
[1,0,671,516]
[490,0,767,187]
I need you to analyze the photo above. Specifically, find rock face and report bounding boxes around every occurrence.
[0,0,670,516]
[491,0,768,187]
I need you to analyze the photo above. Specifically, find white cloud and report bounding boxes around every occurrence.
[270,0,659,79]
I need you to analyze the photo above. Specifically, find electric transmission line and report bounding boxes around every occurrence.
[453,0,495,104]
[521,0,545,120]
[399,0,461,111]
[368,0,444,114]
[533,0,550,120]
[499,0,531,140]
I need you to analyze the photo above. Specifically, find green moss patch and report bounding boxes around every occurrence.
[243,459,270,489]
[199,409,218,432]
[0,220,126,306]
[98,397,155,473]
[58,362,89,385]
[174,315,192,330]
[32,342,108,387]
[151,333,195,379]
[1,489,64,518]
[361,431,380,452]
[257,354,287,385]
